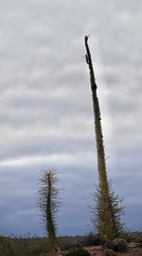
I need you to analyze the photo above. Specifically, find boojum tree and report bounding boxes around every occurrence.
[38,169,61,252]
[84,35,124,240]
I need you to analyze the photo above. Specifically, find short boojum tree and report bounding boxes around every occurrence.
[38,169,61,252]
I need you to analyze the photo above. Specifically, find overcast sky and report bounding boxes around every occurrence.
[0,0,142,237]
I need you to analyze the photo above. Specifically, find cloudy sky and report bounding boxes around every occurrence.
[0,0,142,237]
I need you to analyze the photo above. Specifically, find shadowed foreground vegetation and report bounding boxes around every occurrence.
[0,232,142,256]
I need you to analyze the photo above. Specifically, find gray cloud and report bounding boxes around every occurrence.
[0,0,142,237]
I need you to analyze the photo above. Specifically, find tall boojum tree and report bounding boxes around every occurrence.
[84,35,124,240]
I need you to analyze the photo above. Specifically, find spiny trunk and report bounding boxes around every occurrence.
[46,173,57,248]
[38,169,60,252]
[84,35,117,240]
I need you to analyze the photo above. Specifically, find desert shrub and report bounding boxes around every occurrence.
[31,238,50,255]
[0,237,20,256]
[59,239,78,251]
[104,249,115,256]
[112,238,128,252]
[60,242,81,251]
[13,236,50,256]
[59,236,85,251]
[104,241,114,251]
[119,230,133,242]
[84,233,105,246]
[104,238,128,253]
[65,247,91,256]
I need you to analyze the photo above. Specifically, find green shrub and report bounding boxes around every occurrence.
[119,230,133,242]
[31,238,50,255]
[113,238,128,252]
[104,249,115,256]
[0,237,20,256]
[65,247,91,256]
[84,233,105,246]
[104,238,128,253]
[13,236,50,256]
[59,239,81,251]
